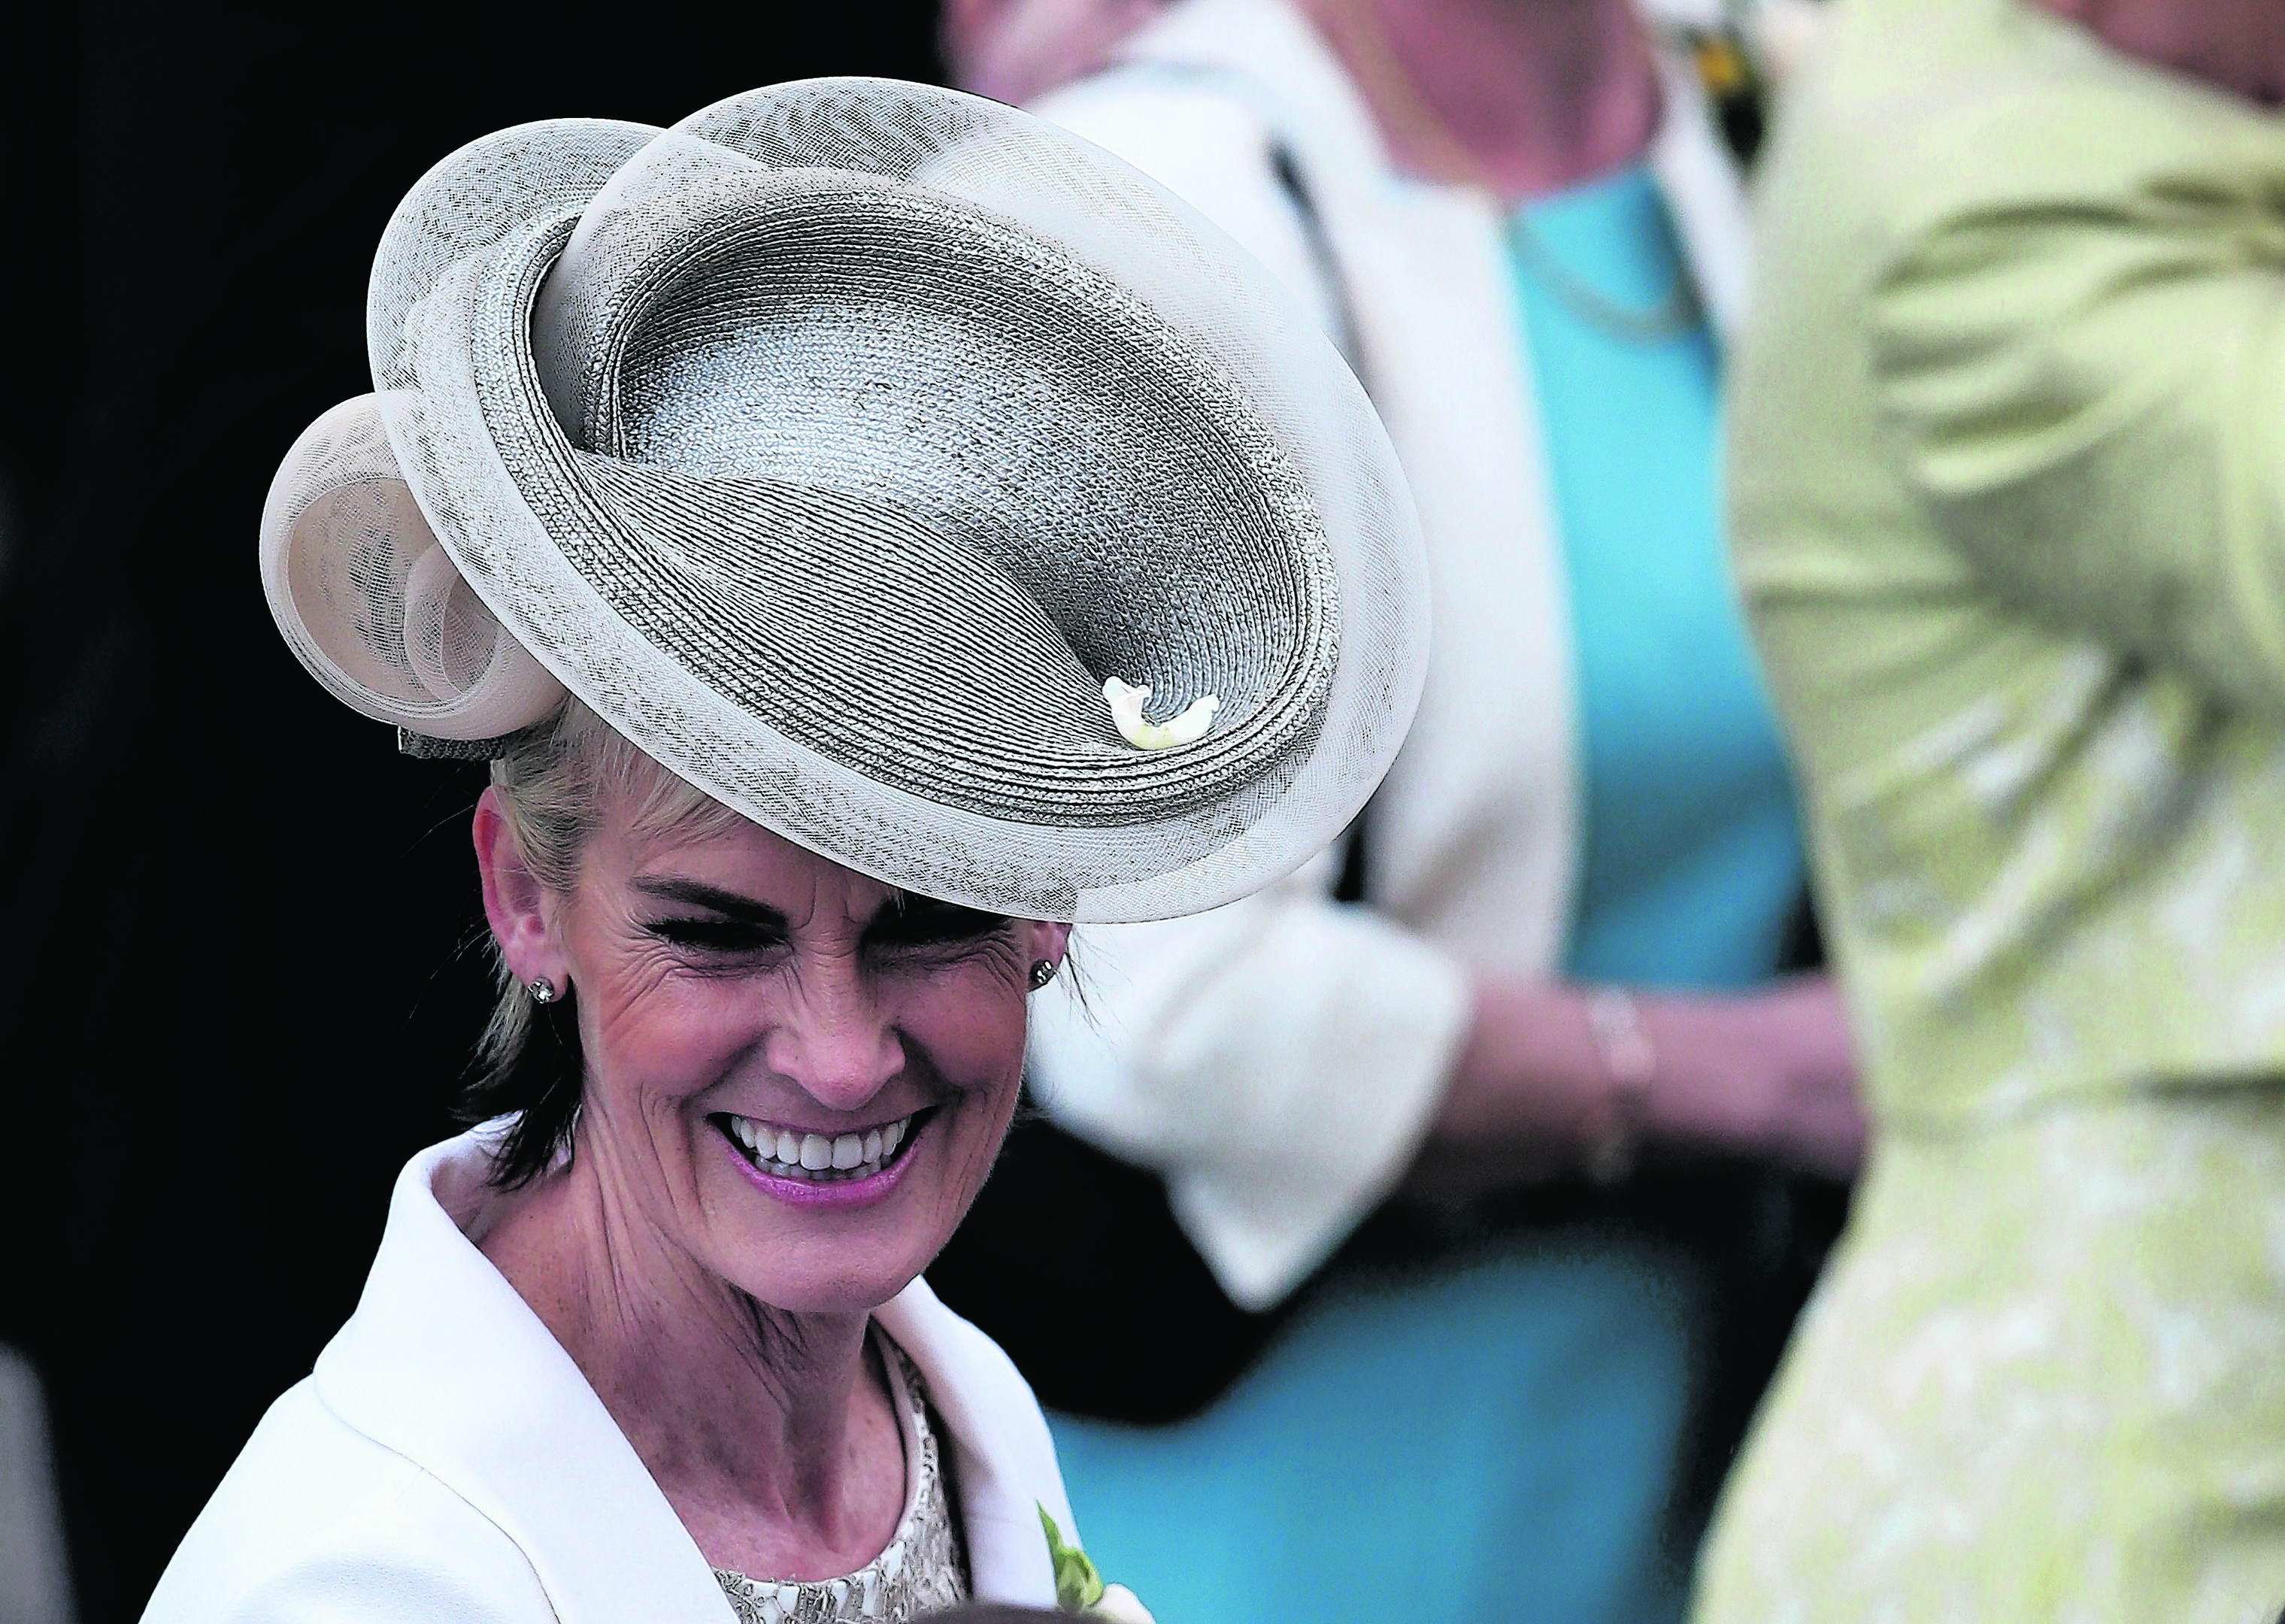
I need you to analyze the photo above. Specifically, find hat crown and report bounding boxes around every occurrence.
[513,99,1344,830]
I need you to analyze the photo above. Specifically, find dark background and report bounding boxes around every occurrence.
[0,11,944,1619]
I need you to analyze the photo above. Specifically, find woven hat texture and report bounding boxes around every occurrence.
[259,78,1429,923]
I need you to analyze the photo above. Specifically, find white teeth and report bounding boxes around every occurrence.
[726,1113,917,1180]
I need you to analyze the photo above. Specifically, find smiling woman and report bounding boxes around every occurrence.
[461,701,1065,1589]
[139,74,1426,1624]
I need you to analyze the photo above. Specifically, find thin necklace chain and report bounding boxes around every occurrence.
[1318,0,1700,344]
[1505,212,1702,344]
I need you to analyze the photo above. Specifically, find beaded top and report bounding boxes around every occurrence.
[713,1335,969,1624]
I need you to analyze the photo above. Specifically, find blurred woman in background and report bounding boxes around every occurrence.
[1696,0,2285,1617]
[932,1,1862,1621]
[942,0,1171,105]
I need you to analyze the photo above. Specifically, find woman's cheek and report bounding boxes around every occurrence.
[596,974,763,1095]
[903,971,1029,1095]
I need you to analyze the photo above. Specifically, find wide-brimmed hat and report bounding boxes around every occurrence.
[260,77,1427,923]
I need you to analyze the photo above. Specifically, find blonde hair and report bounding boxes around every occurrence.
[466,699,744,1183]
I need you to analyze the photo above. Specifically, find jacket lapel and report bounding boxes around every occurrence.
[876,1278,1067,1607]
[313,1135,735,1623]
[1647,52,1753,344]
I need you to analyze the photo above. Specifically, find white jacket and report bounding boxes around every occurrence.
[143,1132,1078,1623]
[1027,0,1752,1309]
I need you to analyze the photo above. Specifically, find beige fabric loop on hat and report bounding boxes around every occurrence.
[259,394,567,739]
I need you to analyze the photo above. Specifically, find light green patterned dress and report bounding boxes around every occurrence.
[714,1337,970,1624]
[1693,1,2285,1618]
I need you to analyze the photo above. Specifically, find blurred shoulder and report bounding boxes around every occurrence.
[1035,61,1332,326]
[1037,59,1280,174]
[1778,0,2283,233]
[143,1380,548,1624]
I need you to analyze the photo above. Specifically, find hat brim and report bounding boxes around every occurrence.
[353,82,1428,923]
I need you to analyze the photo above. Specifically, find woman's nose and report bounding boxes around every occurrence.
[762,961,903,1110]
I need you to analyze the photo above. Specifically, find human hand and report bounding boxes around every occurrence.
[1423,974,1865,1192]
[1635,975,1865,1179]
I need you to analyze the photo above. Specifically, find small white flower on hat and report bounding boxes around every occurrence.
[1104,677,1219,750]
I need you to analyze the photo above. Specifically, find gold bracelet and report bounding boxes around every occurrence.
[1585,988,1656,1185]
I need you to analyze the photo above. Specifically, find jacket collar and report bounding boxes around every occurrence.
[877,1283,1070,1603]
[313,1132,1062,1620]
[1109,0,1751,339]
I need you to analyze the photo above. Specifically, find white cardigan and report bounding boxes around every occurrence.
[1028,0,1752,1309]
[143,1132,1077,1623]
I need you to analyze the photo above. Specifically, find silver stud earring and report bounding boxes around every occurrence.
[1029,959,1059,990]
[528,978,559,1004]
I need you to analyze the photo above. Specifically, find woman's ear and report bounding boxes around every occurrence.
[473,786,568,989]
[1024,920,1074,969]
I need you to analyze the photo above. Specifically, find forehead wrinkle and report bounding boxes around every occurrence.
[626,876,789,929]
[606,789,908,938]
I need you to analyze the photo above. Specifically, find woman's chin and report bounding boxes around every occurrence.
[703,1115,956,1311]
[717,1236,935,1319]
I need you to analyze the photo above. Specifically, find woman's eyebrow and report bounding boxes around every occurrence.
[629,877,790,928]
[862,892,1007,936]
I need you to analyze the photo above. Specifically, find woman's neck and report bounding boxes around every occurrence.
[480,1141,905,1579]
[1298,0,1662,198]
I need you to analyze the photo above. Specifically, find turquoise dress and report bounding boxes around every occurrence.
[1050,165,1802,1624]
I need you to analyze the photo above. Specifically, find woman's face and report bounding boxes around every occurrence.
[477,777,1068,1316]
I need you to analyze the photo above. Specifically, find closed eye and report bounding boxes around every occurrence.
[644,917,789,956]
[864,898,1011,954]
[630,879,792,962]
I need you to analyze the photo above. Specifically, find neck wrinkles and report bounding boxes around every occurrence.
[479,1122,900,1574]
[1301,0,1663,199]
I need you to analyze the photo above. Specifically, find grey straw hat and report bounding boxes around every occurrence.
[259,77,1429,923]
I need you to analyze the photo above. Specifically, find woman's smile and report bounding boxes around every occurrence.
[714,1107,938,1207]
